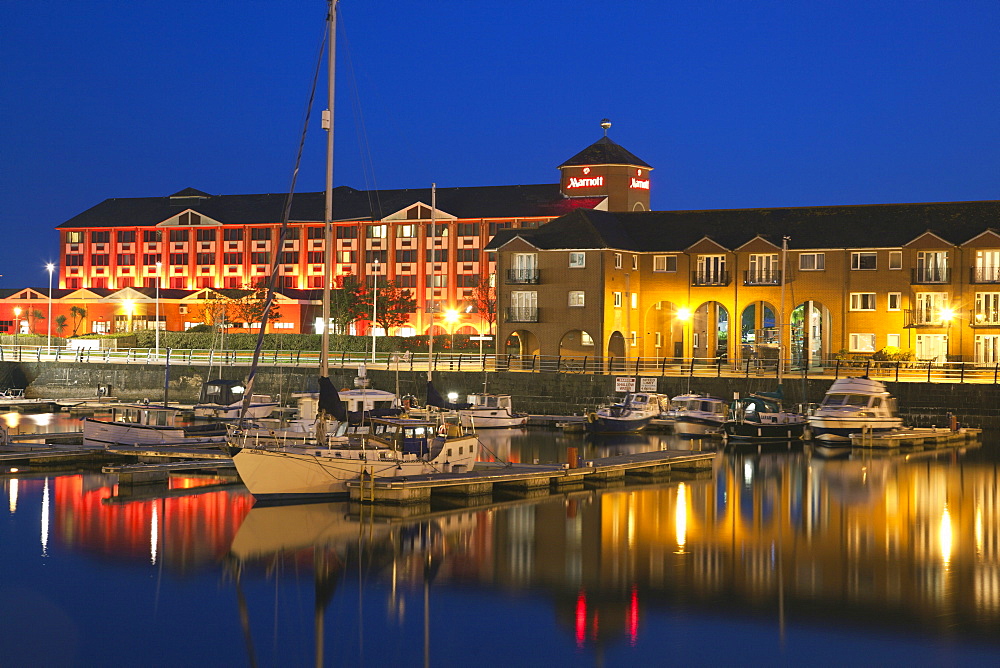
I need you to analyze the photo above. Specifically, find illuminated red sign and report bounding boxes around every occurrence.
[567,175,604,189]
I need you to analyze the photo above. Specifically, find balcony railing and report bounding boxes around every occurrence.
[970,266,1000,284]
[904,308,950,328]
[970,309,1000,327]
[691,270,731,287]
[743,269,782,286]
[505,268,540,284]
[911,267,951,284]
[505,306,539,323]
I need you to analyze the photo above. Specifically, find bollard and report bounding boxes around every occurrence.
[567,447,578,469]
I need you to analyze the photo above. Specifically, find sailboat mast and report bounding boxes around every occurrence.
[779,235,788,385]
[320,0,338,377]
[427,183,436,382]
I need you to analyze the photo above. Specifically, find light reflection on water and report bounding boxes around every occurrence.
[3,422,1000,664]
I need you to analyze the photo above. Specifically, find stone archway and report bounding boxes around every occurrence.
[505,329,540,369]
[692,301,730,362]
[559,329,598,357]
[643,300,685,361]
[607,331,627,371]
[740,301,778,364]
[791,300,830,368]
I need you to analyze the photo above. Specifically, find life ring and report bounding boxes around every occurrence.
[438,424,449,438]
[586,411,597,423]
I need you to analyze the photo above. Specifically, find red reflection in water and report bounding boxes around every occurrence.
[575,591,587,647]
[54,475,254,570]
[627,585,638,646]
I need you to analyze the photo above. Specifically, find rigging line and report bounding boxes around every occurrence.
[240,17,328,424]
[338,13,385,222]
[474,435,510,467]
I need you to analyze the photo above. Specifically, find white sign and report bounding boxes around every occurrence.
[469,336,493,341]
[567,175,605,189]
[639,377,658,392]
[615,377,636,393]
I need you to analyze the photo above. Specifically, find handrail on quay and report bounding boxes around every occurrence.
[1,344,999,384]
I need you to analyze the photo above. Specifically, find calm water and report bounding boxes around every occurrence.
[3,415,1000,666]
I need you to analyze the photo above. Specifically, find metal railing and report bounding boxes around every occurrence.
[505,268,540,284]
[911,267,951,284]
[970,266,1000,284]
[4,345,1000,384]
[743,269,782,286]
[691,270,730,286]
[505,307,539,323]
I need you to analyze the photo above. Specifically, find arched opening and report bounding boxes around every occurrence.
[692,301,730,362]
[424,324,447,336]
[559,329,597,357]
[505,329,540,369]
[455,325,477,335]
[791,300,830,368]
[740,301,777,364]
[643,300,685,361]
[607,331,626,371]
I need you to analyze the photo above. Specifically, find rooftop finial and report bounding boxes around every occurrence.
[600,118,612,136]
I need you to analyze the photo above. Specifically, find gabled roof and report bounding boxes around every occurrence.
[57,184,579,229]
[558,136,652,169]
[488,201,1000,252]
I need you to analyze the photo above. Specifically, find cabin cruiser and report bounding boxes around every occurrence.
[807,376,903,442]
[232,416,479,503]
[723,392,808,440]
[458,394,528,429]
[585,392,668,433]
[83,404,226,446]
[671,394,728,437]
[193,379,278,420]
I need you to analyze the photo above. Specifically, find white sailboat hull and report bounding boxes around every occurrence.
[459,409,528,429]
[82,418,224,447]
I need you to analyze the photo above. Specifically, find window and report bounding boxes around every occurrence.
[629,331,637,346]
[178,212,200,225]
[338,251,355,263]
[613,291,622,308]
[851,252,877,270]
[281,228,300,240]
[631,293,637,309]
[366,225,387,239]
[799,253,825,270]
[426,249,449,262]
[456,249,479,262]
[614,253,622,269]
[850,333,876,352]
[915,292,949,325]
[457,274,481,287]
[195,253,213,265]
[251,228,271,241]
[426,275,447,288]
[975,293,1000,325]
[365,250,388,264]
[278,251,297,264]
[850,293,876,311]
[395,275,417,288]
[396,250,417,263]
[428,224,448,237]
[916,250,948,282]
[196,229,216,242]
[696,255,727,284]
[581,331,594,346]
[396,224,416,238]
[65,255,84,267]
[336,226,358,239]
[886,333,901,348]
[169,229,189,242]
[224,228,244,241]
[250,252,269,264]
[632,255,638,271]
[67,231,84,243]
[117,231,136,243]
[489,221,513,235]
[116,254,134,266]
[224,253,242,264]
[889,251,902,270]
[653,255,677,272]
[655,332,662,348]
[568,290,585,307]
[887,292,901,311]
[306,251,323,264]
[91,231,110,243]
[142,254,159,265]
[307,226,325,239]
[569,252,585,268]
[457,222,480,236]
[169,253,187,265]
[91,254,109,266]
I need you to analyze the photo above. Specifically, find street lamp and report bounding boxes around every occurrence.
[371,258,379,363]
[444,307,459,350]
[155,261,162,359]
[676,307,692,368]
[45,263,54,351]
[13,307,21,344]
[123,299,134,333]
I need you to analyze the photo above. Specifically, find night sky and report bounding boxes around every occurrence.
[3,1,998,287]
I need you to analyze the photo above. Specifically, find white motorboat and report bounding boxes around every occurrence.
[459,394,528,429]
[232,416,479,503]
[671,394,728,437]
[193,379,279,420]
[83,404,226,446]
[585,392,668,433]
[807,376,903,442]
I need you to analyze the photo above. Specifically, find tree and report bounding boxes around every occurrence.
[28,309,44,335]
[55,314,68,336]
[474,275,497,334]
[197,293,230,329]
[329,275,369,334]
[229,280,282,328]
[70,306,87,336]
[374,281,417,332]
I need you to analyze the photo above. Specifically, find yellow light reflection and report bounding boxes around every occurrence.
[3,412,21,429]
[975,504,983,558]
[9,478,18,513]
[675,483,688,553]
[940,505,953,566]
[30,413,52,427]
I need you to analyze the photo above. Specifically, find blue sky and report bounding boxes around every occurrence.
[2,0,998,287]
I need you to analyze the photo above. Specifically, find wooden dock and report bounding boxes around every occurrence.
[347,449,715,505]
[102,458,236,485]
[850,426,982,449]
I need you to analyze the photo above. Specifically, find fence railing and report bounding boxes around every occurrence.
[3,345,1000,384]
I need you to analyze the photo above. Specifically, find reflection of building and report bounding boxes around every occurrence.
[489,202,1000,365]
[2,126,650,336]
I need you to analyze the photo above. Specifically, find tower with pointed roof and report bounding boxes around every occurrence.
[558,120,653,212]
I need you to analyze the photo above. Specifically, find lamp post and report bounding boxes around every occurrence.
[676,307,692,369]
[371,258,379,363]
[45,263,55,351]
[155,261,162,359]
[123,300,134,333]
[444,308,459,351]
[13,307,21,344]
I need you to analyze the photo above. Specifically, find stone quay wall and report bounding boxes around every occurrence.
[1,361,998,431]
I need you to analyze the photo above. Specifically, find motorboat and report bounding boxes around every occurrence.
[585,392,668,433]
[671,394,728,437]
[807,376,903,442]
[723,393,808,441]
[83,404,227,446]
[458,394,528,429]
[231,415,479,503]
[193,379,279,420]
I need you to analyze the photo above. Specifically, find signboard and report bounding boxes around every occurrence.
[614,377,636,393]
[469,336,493,341]
[639,377,658,392]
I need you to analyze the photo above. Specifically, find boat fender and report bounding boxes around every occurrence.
[586,411,597,423]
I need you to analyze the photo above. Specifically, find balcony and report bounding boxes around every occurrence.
[970,266,1000,284]
[505,307,539,323]
[970,309,1000,327]
[911,267,950,284]
[691,270,731,287]
[904,308,951,328]
[505,268,540,285]
[743,269,782,286]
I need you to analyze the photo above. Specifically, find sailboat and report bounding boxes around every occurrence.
[228,2,477,500]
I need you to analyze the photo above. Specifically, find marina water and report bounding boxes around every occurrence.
[4,413,1000,665]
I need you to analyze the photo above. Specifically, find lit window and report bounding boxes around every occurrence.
[366,225,387,239]
[655,332,662,347]
[850,333,876,352]
[889,251,902,270]
[653,255,677,272]
[632,255,638,271]
[580,331,594,346]
[887,292,901,311]
[886,333,901,348]
[851,252,877,270]
[569,252,585,268]
[850,293,876,311]
[799,253,825,271]
[613,292,622,308]
[631,293,637,309]
[568,291,585,307]
[614,253,622,269]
